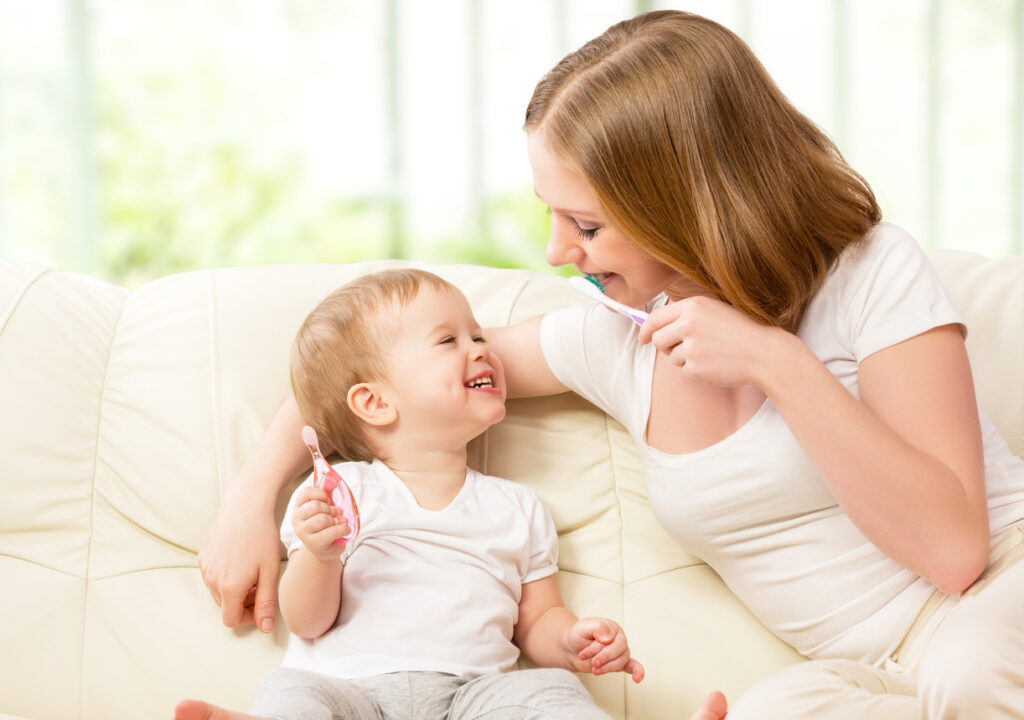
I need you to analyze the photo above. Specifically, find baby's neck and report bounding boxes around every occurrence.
[380,447,469,511]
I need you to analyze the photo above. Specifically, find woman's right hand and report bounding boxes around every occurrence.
[638,294,787,389]
[199,478,283,632]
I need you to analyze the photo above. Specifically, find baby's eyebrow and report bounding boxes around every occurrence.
[427,323,452,336]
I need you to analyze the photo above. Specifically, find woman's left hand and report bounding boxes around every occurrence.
[637,294,786,388]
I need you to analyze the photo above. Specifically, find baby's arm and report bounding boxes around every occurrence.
[513,575,644,683]
[200,394,312,631]
[278,485,349,640]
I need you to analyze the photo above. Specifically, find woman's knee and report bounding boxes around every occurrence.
[917,616,1022,716]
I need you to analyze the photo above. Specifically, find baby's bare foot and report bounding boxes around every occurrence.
[173,699,269,720]
[689,690,728,720]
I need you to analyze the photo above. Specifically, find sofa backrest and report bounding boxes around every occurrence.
[1,249,1021,720]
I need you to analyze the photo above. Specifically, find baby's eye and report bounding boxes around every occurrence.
[473,335,486,343]
[439,336,456,344]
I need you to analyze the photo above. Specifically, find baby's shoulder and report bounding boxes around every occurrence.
[472,470,545,511]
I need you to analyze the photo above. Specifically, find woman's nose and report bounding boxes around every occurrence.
[545,219,585,267]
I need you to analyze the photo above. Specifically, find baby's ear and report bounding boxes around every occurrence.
[347,382,398,426]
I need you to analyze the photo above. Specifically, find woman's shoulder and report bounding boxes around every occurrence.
[807,221,962,355]
[839,221,925,273]
[824,222,933,297]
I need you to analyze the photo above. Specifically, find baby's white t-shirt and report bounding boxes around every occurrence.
[279,459,558,679]
[540,222,1024,664]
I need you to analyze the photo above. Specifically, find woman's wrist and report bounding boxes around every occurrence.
[756,326,820,399]
[222,464,282,515]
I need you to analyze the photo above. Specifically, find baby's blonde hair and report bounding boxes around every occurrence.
[290,268,459,463]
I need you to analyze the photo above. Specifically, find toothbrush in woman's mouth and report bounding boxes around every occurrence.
[570,275,649,326]
[584,273,610,292]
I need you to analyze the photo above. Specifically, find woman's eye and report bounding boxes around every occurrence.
[575,224,599,241]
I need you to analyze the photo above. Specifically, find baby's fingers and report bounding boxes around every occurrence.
[577,638,605,662]
[592,651,644,683]
[318,519,350,545]
[296,485,331,505]
[589,634,630,673]
[305,510,346,534]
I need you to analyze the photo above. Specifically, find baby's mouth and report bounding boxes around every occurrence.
[466,375,494,389]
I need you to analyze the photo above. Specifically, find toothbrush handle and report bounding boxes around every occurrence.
[313,461,361,545]
[626,309,649,326]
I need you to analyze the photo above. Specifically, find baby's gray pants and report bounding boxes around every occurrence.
[251,666,612,720]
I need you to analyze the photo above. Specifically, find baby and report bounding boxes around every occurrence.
[175,268,643,720]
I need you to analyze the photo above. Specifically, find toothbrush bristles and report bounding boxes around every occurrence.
[584,275,605,293]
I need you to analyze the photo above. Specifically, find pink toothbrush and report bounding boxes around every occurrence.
[302,425,360,545]
[569,276,649,326]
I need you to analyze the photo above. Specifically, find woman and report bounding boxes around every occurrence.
[202,11,1024,719]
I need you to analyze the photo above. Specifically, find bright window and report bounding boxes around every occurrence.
[1,1,1021,288]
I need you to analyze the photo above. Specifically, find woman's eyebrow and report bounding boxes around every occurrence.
[533,189,601,221]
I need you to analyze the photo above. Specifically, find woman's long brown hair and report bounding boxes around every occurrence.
[525,10,881,332]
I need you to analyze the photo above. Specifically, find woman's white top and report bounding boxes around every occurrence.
[540,222,1024,664]
[279,459,558,678]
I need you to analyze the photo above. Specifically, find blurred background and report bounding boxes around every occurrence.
[2,0,1023,288]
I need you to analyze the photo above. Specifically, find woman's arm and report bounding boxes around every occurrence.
[199,394,312,630]
[767,323,988,593]
[486,316,567,399]
[641,296,988,595]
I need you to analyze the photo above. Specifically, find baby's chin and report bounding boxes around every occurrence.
[480,404,507,431]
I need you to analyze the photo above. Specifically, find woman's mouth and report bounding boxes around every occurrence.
[583,272,613,292]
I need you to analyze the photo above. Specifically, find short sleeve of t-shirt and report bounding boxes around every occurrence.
[516,483,559,584]
[539,302,655,440]
[812,222,965,362]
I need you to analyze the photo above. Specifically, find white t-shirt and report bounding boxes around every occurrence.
[540,222,1024,665]
[279,459,558,679]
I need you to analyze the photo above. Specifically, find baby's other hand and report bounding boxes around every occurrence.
[292,486,349,561]
[569,617,645,683]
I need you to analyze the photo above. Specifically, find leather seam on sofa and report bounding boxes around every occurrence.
[81,286,127,720]
[206,273,229,494]
[0,266,50,337]
[603,412,628,589]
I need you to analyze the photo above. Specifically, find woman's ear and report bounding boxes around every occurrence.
[347,382,398,426]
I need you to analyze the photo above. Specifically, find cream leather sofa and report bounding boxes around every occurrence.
[2,250,1022,720]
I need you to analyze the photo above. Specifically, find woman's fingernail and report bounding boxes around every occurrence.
[261,618,273,632]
